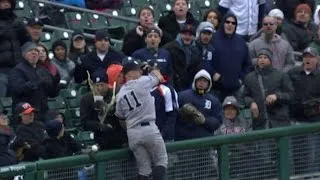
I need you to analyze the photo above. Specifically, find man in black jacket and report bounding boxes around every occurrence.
[0,0,29,97]
[74,29,125,84]
[243,49,294,130]
[8,42,59,127]
[163,24,201,92]
[80,69,127,150]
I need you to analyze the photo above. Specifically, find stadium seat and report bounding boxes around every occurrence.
[85,13,108,32]
[65,108,81,129]
[78,85,89,96]
[64,12,91,30]
[47,96,67,111]
[40,32,53,50]
[52,30,71,49]
[77,131,95,146]
[0,97,12,108]
[14,0,33,20]
[131,0,151,6]
[111,41,123,51]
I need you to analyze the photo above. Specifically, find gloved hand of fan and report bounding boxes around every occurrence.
[179,103,206,125]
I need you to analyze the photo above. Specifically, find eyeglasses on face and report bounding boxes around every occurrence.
[263,23,274,26]
[225,20,236,25]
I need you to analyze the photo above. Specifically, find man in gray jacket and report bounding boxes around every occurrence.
[249,16,295,72]
[243,48,294,130]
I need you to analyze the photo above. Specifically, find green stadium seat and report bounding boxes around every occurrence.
[123,0,133,7]
[51,30,71,50]
[86,13,109,31]
[65,108,81,129]
[40,32,53,50]
[0,97,12,108]
[77,131,95,146]
[64,12,91,30]
[47,96,66,110]
[78,86,89,95]
[111,41,123,51]
[131,0,151,6]
[14,0,33,19]
[151,5,163,22]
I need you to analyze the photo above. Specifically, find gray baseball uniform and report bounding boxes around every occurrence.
[115,73,168,176]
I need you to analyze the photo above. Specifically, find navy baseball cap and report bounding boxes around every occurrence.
[91,69,108,83]
[45,120,63,137]
[27,17,44,26]
[180,24,196,36]
[145,27,161,37]
[122,61,141,75]
[95,29,110,41]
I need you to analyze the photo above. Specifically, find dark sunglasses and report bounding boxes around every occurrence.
[225,20,236,25]
[263,23,274,26]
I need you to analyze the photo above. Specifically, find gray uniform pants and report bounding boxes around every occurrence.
[127,121,168,176]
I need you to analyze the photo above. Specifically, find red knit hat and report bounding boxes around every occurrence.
[295,4,312,15]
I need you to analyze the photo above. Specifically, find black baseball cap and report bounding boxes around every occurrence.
[95,29,110,41]
[180,24,196,36]
[27,17,44,27]
[72,29,85,41]
[122,61,141,75]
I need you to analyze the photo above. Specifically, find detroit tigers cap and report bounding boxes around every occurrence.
[122,61,141,75]
[27,17,44,27]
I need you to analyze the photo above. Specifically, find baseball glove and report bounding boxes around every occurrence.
[179,103,206,125]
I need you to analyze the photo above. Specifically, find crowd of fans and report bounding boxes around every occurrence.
[0,0,320,177]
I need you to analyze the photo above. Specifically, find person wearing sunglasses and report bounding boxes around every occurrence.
[249,16,295,72]
[211,13,252,102]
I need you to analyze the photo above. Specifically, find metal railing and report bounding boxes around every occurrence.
[0,123,320,180]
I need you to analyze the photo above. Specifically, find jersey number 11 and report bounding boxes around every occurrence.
[124,91,141,111]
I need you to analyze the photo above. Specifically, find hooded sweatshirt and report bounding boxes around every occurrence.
[249,33,295,72]
[195,22,215,75]
[175,69,222,141]
[215,96,251,135]
[212,13,252,91]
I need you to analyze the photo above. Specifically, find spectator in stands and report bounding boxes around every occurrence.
[313,4,320,25]
[122,6,172,56]
[175,69,222,141]
[9,42,60,126]
[150,64,178,141]
[250,9,288,42]
[74,29,124,83]
[86,0,123,10]
[132,27,173,81]
[10,102,46,162]
[288,47,320,174]
[163,24,201,92]
[80,69,127,150]
[211,13,251,101]
[218,0,265,41]
[158,0,199,40]
[243,49,294,130]
[51,40,75,85]
[195,22,215,75]
[0,0,29,97]
[26,17,44,44]
[310,24,320,54]
[215,96,251,135]
[36,43,61,87]
[45,110,65,124]
[43,120,81,159]
[283,3,317,52]
[0,108,17,167]
[68,29,89,64]
[202,9,221,31]
[275,0,315,22]
[249,16,295,72]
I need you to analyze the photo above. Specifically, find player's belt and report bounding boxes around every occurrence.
[140,122,150,126]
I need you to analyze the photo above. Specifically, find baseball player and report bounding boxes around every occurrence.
[115,61,168,180]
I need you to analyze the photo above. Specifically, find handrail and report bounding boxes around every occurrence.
[36,123,320,170]
[33,0,139,23]
[43,24,123,44]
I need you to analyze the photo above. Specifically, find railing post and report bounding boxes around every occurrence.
[278,137,290,180]
[218,144,230,180]
[96,162,105,180]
